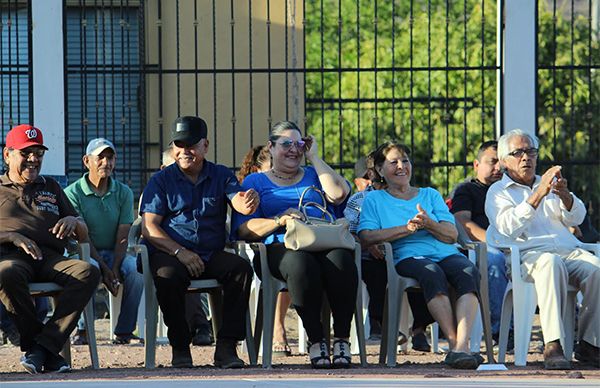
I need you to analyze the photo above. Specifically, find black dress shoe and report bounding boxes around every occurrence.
[20,344,47,374]
[191,325,213,346]
[44,352,71,373]
[171,347,193,368]
[574,340,600,368]
[214,339,244,369]
[411,332,431,352]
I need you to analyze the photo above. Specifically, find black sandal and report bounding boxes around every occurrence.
[332,339,351,368]
[308,341,331,369]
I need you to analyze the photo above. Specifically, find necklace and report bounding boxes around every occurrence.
[270,168,299,181]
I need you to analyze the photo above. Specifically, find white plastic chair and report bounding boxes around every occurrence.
[28,242,99,369]
[496,242,599,366]
[245,242,367,368]
[129,220,256,368]
[379,238,495,367]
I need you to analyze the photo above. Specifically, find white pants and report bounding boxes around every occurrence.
[520,248,600,346]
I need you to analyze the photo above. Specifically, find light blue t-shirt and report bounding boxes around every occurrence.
[357,187,461,264]
[232,166,340,244]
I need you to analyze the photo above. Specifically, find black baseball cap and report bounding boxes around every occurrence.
[171,116,208,146]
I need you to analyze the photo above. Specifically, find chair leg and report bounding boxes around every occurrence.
[563,291,577,360]
[82,298,99,369]
[431,322,439,353]
[498,289,513,364]
[385,288,402,367]
[379,290,389,365]
[353,293,368,367]
[512,285,537,366]
[261,284,278,368]
[109,287,123,341]
[144,285,159,369]
[244,309,257,366]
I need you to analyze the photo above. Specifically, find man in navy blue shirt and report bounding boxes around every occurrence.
[140,116,259,369]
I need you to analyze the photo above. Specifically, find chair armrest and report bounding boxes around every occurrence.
[382,242,399,287]
[128,217,142,250]
[78,242,92,264]
[577,243,600,256]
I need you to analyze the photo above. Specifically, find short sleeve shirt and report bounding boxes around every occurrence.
[0,174,78,254]
[358,187,461,264]
[140,161,241,261]
[65,174,134,250]
[231,166,342,244]
[450,178,490,229]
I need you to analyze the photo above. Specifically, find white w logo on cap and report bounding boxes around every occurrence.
[25,129,38,139]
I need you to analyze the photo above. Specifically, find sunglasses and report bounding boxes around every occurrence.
[277,139,306,151]
[14,148,45,158]
[508,148,538,158]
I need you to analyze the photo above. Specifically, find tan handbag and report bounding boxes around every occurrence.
[283,186,355,252]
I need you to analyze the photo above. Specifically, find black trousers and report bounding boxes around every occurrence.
[361,258,434,331]
[148,250,252,350]
[0,247,100,354]
[260,243,358,344]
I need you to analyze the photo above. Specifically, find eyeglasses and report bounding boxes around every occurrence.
[277,139,305,151]
[507,148,538,158]
[14,148,45,158]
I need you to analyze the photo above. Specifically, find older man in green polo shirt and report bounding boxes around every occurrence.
[65,138,143,345]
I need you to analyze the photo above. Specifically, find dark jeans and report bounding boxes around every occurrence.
[148,250,252,350]
[395,254,480,303]
[361,258,434,331]
[258,243,358,344]
[0,247,100,354]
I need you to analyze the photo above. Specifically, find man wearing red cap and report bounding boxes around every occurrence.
[0,124,101,374]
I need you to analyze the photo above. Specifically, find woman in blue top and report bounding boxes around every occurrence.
[358,141,481,369]
[234,121,357,369]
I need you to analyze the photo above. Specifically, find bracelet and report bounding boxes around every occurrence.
[173,247,185,257]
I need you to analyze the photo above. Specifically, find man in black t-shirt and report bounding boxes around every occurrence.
[450,141,510,346]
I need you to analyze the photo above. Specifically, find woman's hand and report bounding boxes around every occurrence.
[278,208,306,227]
[407,204,431,230]
[302,135,317,161]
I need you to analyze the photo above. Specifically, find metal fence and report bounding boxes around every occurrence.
[1,0,598,229]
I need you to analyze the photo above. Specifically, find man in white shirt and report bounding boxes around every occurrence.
[485,128,599,370]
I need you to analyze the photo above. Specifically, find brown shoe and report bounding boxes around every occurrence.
[574,341,600,368]
[543,340,571,370]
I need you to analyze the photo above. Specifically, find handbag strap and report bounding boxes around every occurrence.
[300,201,335,223]
[297,185,326,209]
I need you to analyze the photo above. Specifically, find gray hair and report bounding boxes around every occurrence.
[497,129,539,160]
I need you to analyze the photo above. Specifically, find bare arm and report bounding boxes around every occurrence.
[231,189,260,215]
[409,204,457,244]
[237,208,305,241]
[454,211,487,242]
[111,224,131,280]
[142,212,205,277]
[359,225,415,248]
[304,136,350,204]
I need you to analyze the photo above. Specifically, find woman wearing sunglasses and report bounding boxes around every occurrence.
[233,121,357,369]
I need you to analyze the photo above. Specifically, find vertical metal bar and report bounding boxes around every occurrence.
[319,0,324,154]
[138,0,146,183]
[356,0,360,154]
[569,0,575,158]
[1,2,4,133]
[409,0,414,153]
[158,0,164,155]
[302,0,306,133]
[211,0,217,158]
[101,0,107,137]
[28,0,33,123]
[15,0,20,119]
[391,0,396,134]
[285,0,289,118]
[337,0,342,170]
[445,0,450,192]
[267,0,272,131]
[248,0,253,143]
[496,0,504,136]
[81,0,89,154]
[175,0,180,116]
[110,1,116,144]
[373,0,378,145]
[588,0,593,155]
[551,0,557,157]
[93,0,99,138]
[194,0,199,116]
[462,0,468,177]
[481,0,485,140]
[63,0,69,174]
[119,0,126,179]
[230,0,236,166]
[428,0,433,163]
[8,0,13,121]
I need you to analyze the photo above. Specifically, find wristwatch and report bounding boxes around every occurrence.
[173,247,185,257]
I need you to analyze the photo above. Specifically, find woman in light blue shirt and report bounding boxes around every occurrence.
[358,141,481,369]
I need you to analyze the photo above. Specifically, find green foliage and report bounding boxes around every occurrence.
[303,0,599,228]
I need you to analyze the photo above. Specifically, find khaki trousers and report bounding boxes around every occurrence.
[520,248,600,346]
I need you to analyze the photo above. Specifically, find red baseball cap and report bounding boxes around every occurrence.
[5,124,48,150]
